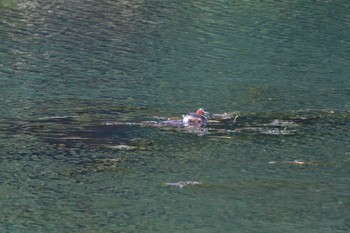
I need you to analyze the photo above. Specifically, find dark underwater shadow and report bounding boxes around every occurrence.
[2,106,348,173]
[5,106,349,147]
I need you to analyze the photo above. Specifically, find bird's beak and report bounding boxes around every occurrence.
[203,110,210,117]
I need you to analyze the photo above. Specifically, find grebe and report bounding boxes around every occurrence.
[182,108,209,127]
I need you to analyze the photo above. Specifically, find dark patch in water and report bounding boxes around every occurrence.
[3,109,349,151]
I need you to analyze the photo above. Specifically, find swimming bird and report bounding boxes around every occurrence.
[182,108,209,127]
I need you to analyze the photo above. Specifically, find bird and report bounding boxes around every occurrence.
[182,108,209,127]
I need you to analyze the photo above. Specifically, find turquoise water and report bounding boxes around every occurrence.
[1,0,349,232]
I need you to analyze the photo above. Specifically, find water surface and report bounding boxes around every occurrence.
[0,0,349,232]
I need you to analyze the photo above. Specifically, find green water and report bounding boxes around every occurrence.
[0,0,349,232]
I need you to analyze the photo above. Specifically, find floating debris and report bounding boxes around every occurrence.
[269,160,316,165]
[107,145,138,150]
[165,181,202,189]
[260,128,295,135]
[269,119,299,127]
[284,160,314,165]
[211,112,240,121]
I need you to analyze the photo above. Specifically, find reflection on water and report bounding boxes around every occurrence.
[1,0,350,232]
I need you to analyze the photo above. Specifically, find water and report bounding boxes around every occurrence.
[1,0,349,232]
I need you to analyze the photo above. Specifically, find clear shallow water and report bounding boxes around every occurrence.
[1,0,349,232]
